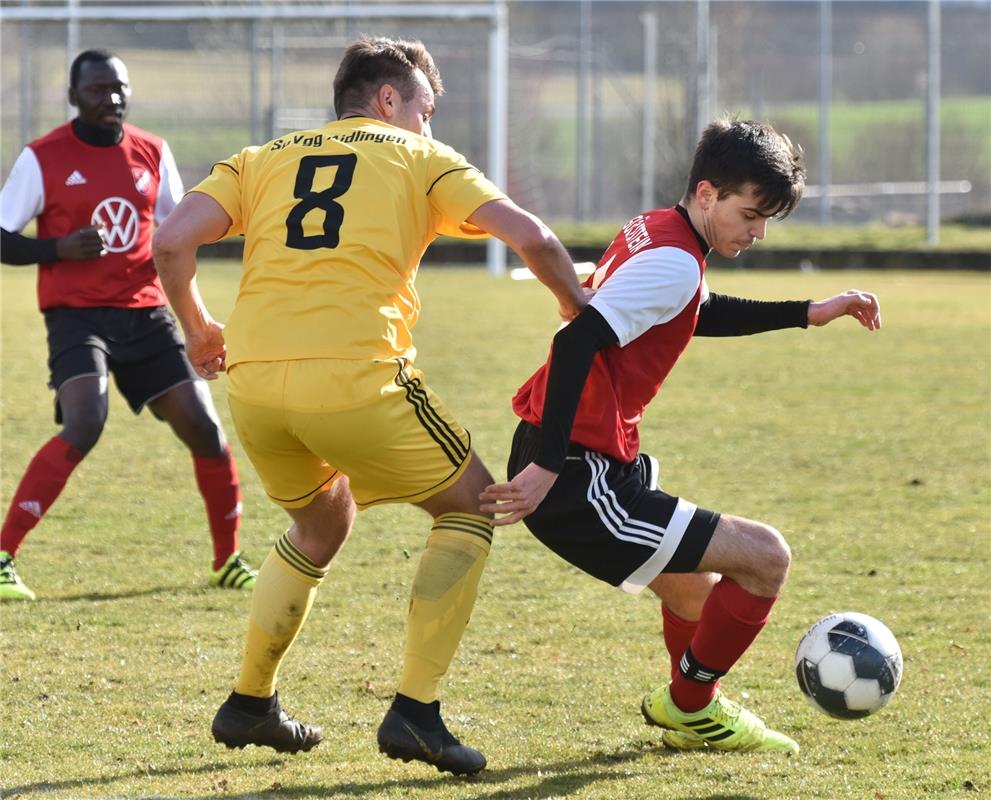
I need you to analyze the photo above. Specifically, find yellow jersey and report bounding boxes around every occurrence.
[191,118,506,367]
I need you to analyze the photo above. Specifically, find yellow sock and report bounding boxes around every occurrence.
[398,513,493,703]
[235,532,328,698]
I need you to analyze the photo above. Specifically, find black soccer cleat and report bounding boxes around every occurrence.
[377,707,486,776]
[211,693,323,754]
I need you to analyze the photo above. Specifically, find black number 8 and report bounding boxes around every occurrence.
[285,154,357,250]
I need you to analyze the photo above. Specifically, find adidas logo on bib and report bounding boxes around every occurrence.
[65,170,87,186]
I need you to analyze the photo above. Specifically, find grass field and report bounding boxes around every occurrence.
[2,264,989,800]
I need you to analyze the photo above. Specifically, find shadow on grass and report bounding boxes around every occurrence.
[1,741,763,799]
[41,586,189,603]
[3,759,280,799]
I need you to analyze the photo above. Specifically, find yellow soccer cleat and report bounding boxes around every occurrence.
[0,551,36,601]
[657,728,707,751]
[642,684,799,755]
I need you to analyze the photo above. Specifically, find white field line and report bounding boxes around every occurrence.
[510,261,597,281]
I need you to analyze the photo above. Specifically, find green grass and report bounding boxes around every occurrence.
[766,96,991,167]
[2,264,989,799]
[517,91,990,187]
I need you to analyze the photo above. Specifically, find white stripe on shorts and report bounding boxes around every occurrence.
[620,497,698,595]
[584,452,663,548]
[581,451,699,593]
[642,453,660,490]
[585,453,634,536]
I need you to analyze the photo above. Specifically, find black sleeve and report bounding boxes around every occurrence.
[1,227,58,266]
[535,305,619,473]
[694,292,811,337]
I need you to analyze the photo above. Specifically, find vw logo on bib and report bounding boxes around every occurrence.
[92,196,140,253]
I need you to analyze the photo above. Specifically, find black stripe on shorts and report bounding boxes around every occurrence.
[394,360,468,466]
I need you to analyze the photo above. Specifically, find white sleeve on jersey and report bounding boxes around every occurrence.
[154,140,184,225]
[589,246,701,347]
[0,147,45,233]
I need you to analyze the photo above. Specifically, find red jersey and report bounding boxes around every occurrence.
[0,122,183,310]
[513,207,709,463]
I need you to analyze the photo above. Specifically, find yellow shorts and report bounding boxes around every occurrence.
[227,358,472,509]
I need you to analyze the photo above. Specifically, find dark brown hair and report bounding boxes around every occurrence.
[333,36,443,118]
[687,118,806,218]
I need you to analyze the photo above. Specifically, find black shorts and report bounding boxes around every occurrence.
[508,421,720,594]
[43,306,197,422]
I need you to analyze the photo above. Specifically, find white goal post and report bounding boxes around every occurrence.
[1,1,511,275]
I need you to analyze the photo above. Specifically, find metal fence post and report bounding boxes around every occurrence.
[926,0,941,245]
[819,0,832,226]
[641,9,658,213]
[486,1,508,277]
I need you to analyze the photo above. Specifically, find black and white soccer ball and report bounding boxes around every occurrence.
[795,611,903,719]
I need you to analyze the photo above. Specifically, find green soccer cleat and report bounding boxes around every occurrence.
[656,728,707,751]
[209,551,257,590]
[0,551,36,601]
[641,684,799,755]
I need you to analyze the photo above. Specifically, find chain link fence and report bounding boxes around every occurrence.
[2,0,988,228]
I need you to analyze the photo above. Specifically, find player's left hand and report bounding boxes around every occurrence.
[808,290,882,331]
[56,225,106,260]
[184,321,228,380]
[479,462,559,526]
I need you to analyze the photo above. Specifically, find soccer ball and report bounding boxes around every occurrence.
[794,612,903,719]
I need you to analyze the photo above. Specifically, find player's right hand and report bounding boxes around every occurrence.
[184,321,228,381]
[56,225,106,260]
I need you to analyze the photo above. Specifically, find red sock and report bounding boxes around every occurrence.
[669,578,777,712]
[1,436,84,556]
[193,446,241,570]
[662,604,699,682]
